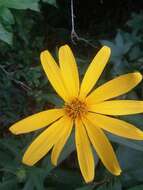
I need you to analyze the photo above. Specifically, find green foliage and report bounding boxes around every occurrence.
[0,0,40,45]
[101,13,143,76]
[1,0,143,189]
[128,185,143,190]
[0,0,40,11]
[43,0,58,8]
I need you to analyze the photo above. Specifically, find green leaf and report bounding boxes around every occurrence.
[41,132,75,174]
[96,178,121,190]
[127,185,143,190]
[51,168,82,186]
[0,7,14,25]
[115,30,124,50]
[127,13,143,32]
[0,179,17,190]
[31,173,45,190]
[23,179,34,190]
[108,114,143,152]
[58,131,75,164]
[0,138,22,159]
[76,184,96,190]
[117,146,143,187]
[46,93,63,106]
[108,133,143,152]
[26,167,48,190]
[0,22,12,45]
[42,0,58,8]
[0,0,39,11]
[100,39,123,59]
[121,114,143,129]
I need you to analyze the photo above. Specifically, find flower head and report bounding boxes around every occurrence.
[9,45,143,183]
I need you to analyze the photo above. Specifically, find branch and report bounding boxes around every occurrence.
[70,0,96,48]
[70,0,78,44]
[0,65,31,92]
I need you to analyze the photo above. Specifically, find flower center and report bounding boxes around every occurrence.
[64,98,88,119]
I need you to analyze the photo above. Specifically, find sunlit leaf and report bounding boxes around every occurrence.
[0,23,12,45]
[0,7,14,25]
[0,0,39,11]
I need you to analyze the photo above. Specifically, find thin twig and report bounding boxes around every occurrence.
[93,176,110,188]
[70,0,96,48]
[0,65,31,92]
[71,0,78,44]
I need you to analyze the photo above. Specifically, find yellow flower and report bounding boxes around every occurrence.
[9,45,143,183]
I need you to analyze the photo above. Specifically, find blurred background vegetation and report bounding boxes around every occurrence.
[1,0,143,189]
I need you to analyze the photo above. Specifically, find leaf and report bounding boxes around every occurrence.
[76,184,96,190]
[121,114,143,129]
[117,146,143,185]
[96,178,121,190]
[58,131,75,164]
[0,7,14,25]
[96,184,107,190]
[0,23,12,45]
[26,167,48,190]
[0,150,18,169]
[41,132,75,174]
[127,13,143,32]
[127,185,143,190]
[46,93,64,106]
[115,31,124,50]
[42,0,58,8]
[23,179,34,190]
[108,133,143,152]
[0,138,22,159]
[31,173,45,190]
[0,0,39,11]
[0,179,17,190]
[100,40,122,59]
[51,168,82,186]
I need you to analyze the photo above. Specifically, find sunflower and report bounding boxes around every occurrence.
[10,45,143,183]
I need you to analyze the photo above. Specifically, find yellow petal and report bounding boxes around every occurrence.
[86,72,142,104]
[22,116,69,166]
[40,50,69,101]
[59,45,79,98]
[75,118,95,183]
[51,118,73,165]
[89,100,143,115]
[9,109,65,134]
[79,46,111,99]
[86,112,143,140]
[82,117,121,176]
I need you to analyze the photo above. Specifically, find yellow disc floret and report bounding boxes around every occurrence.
[64,98,88,119]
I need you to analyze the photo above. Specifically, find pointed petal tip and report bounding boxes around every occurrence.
[59,44,72,54]
[61,44,69,48]
[9,126,19,135]
[102,46,111,54]
[110,165,122,176]
[40,50,49,64]
[84,175,94,183]
[136,130,143,140]
[51,159,57,166]
[114,169,122,176]
[134,72,142,81]
[51,153,58,166]
[22,156,34,166]
[40,50,48,59]
[22,159,31,166]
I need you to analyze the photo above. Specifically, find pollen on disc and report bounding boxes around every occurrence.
[64,98,88,119]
